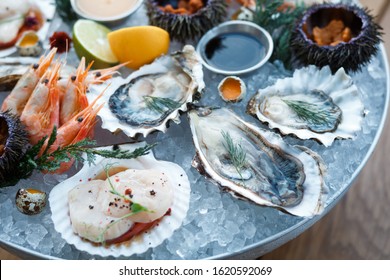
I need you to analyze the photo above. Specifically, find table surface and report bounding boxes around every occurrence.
[1,0,390,260]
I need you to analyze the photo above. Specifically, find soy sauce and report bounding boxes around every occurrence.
[204,33,265,71]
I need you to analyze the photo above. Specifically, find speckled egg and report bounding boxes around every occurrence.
[15,189,47,215]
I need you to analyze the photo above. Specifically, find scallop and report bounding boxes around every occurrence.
[15,188,47,215]
[49,142,191,257]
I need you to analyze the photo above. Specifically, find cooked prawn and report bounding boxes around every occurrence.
[42,92,104,173]
[58,58,91,125]
[58,60,124,125]
[20,61,61,145]
[1,48,57,115]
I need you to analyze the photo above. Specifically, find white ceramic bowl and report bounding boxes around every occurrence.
[70,0,144,25]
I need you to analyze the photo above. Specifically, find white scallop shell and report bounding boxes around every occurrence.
[88,45,204,138]
[248,65,364,147]
[49,142,191,257]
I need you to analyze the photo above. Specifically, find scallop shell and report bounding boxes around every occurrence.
[247,65,364,147]
[88,45,204,138]
[49,142,191,257]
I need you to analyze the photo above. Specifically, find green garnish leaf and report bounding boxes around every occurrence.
[282,99,332,126]
[131,203,149,214]
[221,131,248,183]
[253,0,307,68]
[1,127,156,188]
[143,96,182,114]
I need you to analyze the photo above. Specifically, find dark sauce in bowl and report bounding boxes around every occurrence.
[204,32,265,72]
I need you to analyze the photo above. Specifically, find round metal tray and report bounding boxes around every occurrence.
[0,5,389,260]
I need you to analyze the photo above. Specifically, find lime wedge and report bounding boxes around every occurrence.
[73,19,118,69]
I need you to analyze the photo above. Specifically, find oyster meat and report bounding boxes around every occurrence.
[49,142,191,257]
[247,66,364,146]
[189,107,327,217]
[88,45,204,138]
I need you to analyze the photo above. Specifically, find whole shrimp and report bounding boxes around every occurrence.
[1,48,57,115]
[43,92,104,174]
[20,61,61,145]
[58,58,124,125]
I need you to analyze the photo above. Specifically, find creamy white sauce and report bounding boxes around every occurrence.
[76,0,138,19]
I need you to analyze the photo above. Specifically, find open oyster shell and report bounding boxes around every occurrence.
[189,107,327,217]
[88,45,204,138]
[247,65,364,147]
[49,142,191,257]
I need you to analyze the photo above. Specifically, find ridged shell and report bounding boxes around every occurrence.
[49,142,191,257]
[247,65,364,147]
[88,45,204,138]
[189,107,327,217]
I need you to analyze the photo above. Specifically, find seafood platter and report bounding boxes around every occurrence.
[0,0,388,259]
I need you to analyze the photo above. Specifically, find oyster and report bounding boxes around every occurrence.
[189,107,327,217]
[49,142,191,257]
[88,45,204,138]
[247,66,364,147]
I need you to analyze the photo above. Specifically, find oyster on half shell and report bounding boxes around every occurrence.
[88,45,204,138]
[189,107,327,217]
[247,66,364,147]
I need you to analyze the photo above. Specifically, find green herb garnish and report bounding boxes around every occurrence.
[143,96,182,114]
[0,127,156,188]
[253,0,306,68]
[221,131,247,183]
[282,99,332,126]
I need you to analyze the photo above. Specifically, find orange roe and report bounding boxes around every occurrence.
[219,78,242,101]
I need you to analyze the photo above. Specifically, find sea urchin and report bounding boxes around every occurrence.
[290,3,382,73]
[0,111,29,186]
[146,0,227,42]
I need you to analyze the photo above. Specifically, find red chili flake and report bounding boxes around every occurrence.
[165,208,172,216]
[88,178,92,181]
[49,31,72,53]
[79,179,82,182]
[125,189,132,195]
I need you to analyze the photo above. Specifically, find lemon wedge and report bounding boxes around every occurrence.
[108,26,170,70]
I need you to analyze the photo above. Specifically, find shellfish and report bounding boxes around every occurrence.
[88,45,204,138]
[49,142,191,257]
[247,65,364,147]
[189,107,327,217]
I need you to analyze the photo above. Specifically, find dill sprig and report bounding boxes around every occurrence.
[282,99,332,126]
[98,164,150,245]
[55,0,78,22]
[253,0,306,68]
[143,96,181,114]
[221,131,247,183]
[0,127,156,188]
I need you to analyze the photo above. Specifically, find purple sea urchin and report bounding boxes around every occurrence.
[290,3,383,73]
[0,111,29,185]
[146,0,227,42]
